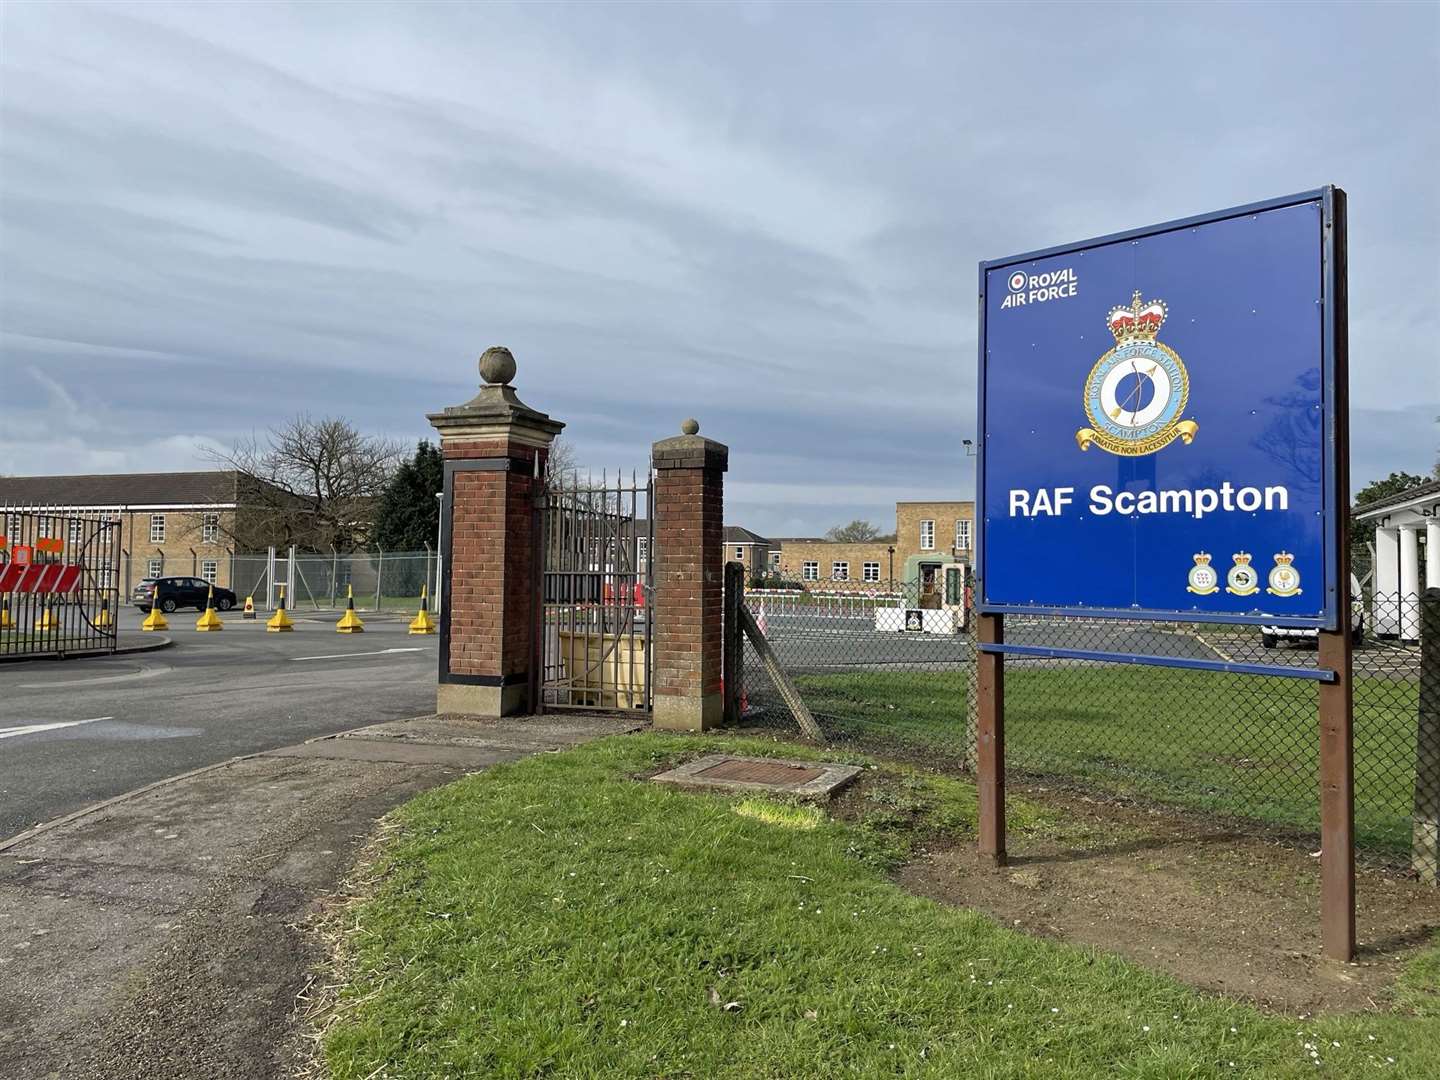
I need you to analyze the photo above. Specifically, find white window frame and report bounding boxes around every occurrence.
[831,561,849,581]
[920,519,935,550]
[202,513,220,544]
[636,536,649,566]
[37,516,51,538]
[802,561,819,582]
[863,561,881,582]
[147,558,163,578]
[69,518,84,544]
[734,546,745,561]
[201,559,219,584]
[150,514,166,544]
[5,515,19,543]
[955,518,972,551]
[769,551,781,568]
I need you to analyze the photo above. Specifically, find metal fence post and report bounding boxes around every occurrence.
[1414,588,1440,885]
[375,546,384,612]
[724,562,743,725]
[977,611,1006,868]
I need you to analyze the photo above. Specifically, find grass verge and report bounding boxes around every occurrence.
[793,668,1420,856]
[321,733,1438,1078]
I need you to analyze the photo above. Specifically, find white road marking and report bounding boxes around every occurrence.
[18,664,170,690]
[290,647,428,662]
[0,717,112,740]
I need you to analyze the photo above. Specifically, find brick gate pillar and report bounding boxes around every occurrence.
[428,347,563,717]
[651,419,728,731]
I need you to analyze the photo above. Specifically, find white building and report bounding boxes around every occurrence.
[1355,478,1439,642]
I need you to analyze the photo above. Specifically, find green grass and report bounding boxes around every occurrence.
[794,668,1421,856]
[323,733,1438,1078]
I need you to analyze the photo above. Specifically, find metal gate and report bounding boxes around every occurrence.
[1,505,123,659]
[537,471,653,712]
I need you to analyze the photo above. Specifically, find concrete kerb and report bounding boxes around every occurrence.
[0,633,174,664]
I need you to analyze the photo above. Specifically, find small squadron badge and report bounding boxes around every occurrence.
[1076,291,1199,456]
[1185,552,1219,595]
[1266,552,1302,597]
[1225,552,1260,596]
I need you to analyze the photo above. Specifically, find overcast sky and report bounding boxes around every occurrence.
[2,1,1437,536]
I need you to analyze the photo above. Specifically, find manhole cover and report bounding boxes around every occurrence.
[651,754,861,798]
[695,759,825,786]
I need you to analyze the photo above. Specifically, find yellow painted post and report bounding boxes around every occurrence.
[408,583,437,635]
[336,584,365,633]
[140,584,169,631]
[34,595,59,632]
[266,584,294,632]
[95,594,114,628]
[1,594,14,630]
[195,585,224,631]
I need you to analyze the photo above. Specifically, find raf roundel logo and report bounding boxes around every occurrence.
[1075,291,1199,457]
[1007,270,1027,292]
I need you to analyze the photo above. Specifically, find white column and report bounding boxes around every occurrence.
[1374,526,1401,637]
[1428,518,1440,591]
[1400,525,1422,641]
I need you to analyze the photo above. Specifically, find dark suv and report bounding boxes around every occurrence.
[133,576,237,613]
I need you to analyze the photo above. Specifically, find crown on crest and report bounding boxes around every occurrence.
[1193,552,1212,565]
[1233,552,1252,566]
[1274,552,1294,566]
[1107,290,1168,343]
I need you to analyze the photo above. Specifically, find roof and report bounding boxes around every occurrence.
[1354,478,1440,521]
[0,470,244,508]
[724,525,772,545]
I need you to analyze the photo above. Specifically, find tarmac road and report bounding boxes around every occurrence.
[0,608,438,841]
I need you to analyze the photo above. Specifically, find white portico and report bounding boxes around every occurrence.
[1356,479,1440,642]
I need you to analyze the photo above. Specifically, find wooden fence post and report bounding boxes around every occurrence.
[1414,587,1440,884]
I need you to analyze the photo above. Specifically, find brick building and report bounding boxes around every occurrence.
[0,471,288,593]
[770,499,974,598]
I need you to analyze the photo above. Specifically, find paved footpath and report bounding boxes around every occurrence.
[0,713,641,1080]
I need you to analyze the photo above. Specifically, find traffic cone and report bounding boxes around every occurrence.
[195,586,224,631]
[336,584,365,633]
[34,596,59,632]
[408,584,437,635]
[95,594,114,628]
[241,595,257,620]
[141,585,169,631]
[1,595,13,630]
[266,585,294,632]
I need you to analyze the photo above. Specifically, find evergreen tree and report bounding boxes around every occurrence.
[372,441,443,551]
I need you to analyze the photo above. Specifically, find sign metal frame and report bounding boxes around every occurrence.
[976,187,1343,631]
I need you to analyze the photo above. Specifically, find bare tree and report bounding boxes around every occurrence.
[206,415,405,551]
[826,519,884,542]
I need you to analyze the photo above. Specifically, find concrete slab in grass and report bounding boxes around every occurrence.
[652,754,861,799]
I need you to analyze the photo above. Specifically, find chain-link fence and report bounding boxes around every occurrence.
[115,549,440,612]
[738,583,1436,879]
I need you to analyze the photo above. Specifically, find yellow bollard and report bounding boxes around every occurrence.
[1,594,13,630]
[336,584,365,633]
[140,584,169,631]
[95,594,114,628]
[34,595,59,632]
[241,595,257,620]
[408,584,437,635]
[266,585,294,632]
[195,586,224,631]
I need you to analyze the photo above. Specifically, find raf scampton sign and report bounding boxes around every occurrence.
[977,189,1343,627]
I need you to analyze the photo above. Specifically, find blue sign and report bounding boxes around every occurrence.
[977,190,1342,627]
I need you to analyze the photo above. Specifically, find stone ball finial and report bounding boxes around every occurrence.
[680,418,700,435]
[479,346,516,386]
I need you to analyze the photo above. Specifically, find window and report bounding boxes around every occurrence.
[955,518,972,551]
[802,561,819,581]
[201,560,218,584]
[37,516,51,538]
[831,561,849,581]
[636,536,649,566]
[770,551,781,568]
[150,514,166,543]
[69,518,84,544]
[147,558,163,578]
[96,568,113,590]
[919,519,935,550]
[202,513,220,543]
[5,515,18,543]
[734,546,745,561]
[863,561,881,582]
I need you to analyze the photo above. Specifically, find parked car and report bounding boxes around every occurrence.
[132,576,236,613]
[1260,573,1364,649]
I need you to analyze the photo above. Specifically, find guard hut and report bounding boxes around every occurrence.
[1356,479,1440,643]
